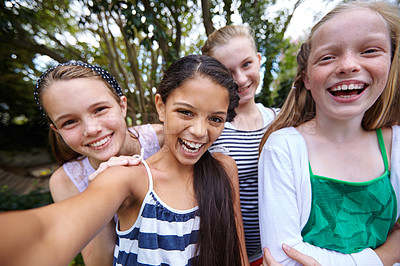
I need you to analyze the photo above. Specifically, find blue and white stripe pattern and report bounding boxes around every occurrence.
[113,158,200,266]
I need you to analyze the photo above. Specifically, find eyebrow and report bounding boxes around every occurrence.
[174,102,227,115]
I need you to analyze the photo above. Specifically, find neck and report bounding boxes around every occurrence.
[235,99,258,115]
[119,129,141,156]
[231,101,263,130]
[312,114,366,143]
[148,146,195,177]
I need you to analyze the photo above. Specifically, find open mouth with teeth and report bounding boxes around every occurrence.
[328,84,366,98]
[86,134,112,148]
[179,138,204,153]
[238,85,250,93]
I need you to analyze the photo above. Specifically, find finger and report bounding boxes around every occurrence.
[127,158,141,165]
[88,163,109,182]
[262,247,280,266]
[282,244,321,266]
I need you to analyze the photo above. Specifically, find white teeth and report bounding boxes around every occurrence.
[238,85,250,92]
[338,95,353,98]
[331,84,364,91]
[88,135,111,147]
[181,139,203,153]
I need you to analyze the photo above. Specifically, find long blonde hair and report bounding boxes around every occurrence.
[259,1,400,153]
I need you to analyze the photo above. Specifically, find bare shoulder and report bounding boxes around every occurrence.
[150,123,164,147]
[49,166,80,202]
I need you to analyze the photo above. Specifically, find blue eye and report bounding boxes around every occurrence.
[178,110,193,116]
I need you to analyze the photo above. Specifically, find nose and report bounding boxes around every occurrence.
[83,116,101,137]
[189,118,207,138]
[337,52,361,74]
[233,70,247,87]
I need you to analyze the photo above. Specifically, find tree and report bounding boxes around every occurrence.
[237,0,303,107]
[78,0,196,123]
[0,0,87,151]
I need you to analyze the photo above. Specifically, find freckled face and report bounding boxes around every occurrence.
[304,8,391,122]
[212,36,261,106]
[156,76,229,166]
[42,78,128,167]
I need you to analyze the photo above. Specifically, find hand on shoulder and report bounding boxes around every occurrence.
[89,155,141,182]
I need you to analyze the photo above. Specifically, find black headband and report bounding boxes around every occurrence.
[34,61,123,115]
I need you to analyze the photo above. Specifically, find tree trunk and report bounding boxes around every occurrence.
[201,0,214,36]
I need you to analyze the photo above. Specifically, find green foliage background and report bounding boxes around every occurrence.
[0,0,312,153]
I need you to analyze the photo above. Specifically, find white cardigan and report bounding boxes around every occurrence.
[258,126,400,266]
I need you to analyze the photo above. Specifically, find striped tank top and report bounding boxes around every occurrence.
[209,104,277,262]
[113,155,200,266]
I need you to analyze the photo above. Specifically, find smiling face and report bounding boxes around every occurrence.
[303,8,392,123]
[156,76,229,166]
[212,36,261,106]
[42,78,128,167]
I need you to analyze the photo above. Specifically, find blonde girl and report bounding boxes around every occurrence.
[259,1,400,265]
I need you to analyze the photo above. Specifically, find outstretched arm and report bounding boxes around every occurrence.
[50,167,117,266]
[0,166,134,266]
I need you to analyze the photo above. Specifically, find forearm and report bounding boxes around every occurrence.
[81,220,117,266]
[0,168,130,265]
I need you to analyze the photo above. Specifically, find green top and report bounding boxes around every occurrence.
[301,129,397,254]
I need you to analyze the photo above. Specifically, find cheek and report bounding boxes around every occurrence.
[58,130,80,146]
[102,112,127,129]
[209,126,224,142]
[250,67,260,81]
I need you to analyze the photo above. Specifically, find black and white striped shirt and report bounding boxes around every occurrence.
[209,103,277,262]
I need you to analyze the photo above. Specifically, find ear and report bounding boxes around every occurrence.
[50,123,59,133]
[302,71,311,91]
[257,52,262,63]
[119,96,128,117]
[155,94,165,122]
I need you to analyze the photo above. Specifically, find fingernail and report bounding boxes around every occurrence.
[282,243,290,252]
